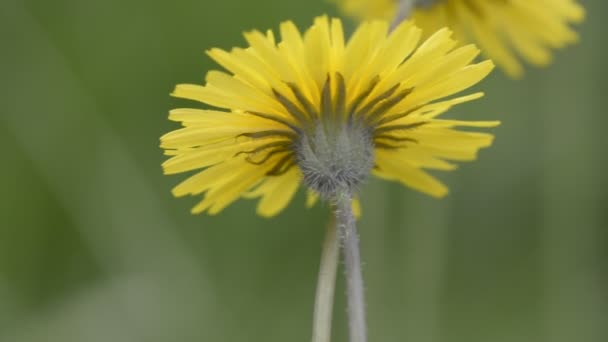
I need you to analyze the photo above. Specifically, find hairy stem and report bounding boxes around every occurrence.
[311,218,340,342]
[335,191,367,342]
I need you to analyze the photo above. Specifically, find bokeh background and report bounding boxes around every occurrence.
[1,0,606,341]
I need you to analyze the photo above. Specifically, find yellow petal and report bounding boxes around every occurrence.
[253,168,302,217]
[352,197,362,218]
[306,190,319,208]
[374,153,448,198]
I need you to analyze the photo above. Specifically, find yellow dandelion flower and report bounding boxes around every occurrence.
[332,0,585,78]
[160,16,499,217]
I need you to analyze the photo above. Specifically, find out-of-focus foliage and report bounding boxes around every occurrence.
[0,0,606,341]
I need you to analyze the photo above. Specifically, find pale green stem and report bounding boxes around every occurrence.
[311,218,340,342]
[335,191,367,342]
[390,0,415,31]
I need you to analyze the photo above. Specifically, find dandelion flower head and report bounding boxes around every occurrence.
[333,0,586,78]
[161,16,499,217]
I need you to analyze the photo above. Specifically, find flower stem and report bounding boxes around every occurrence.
[335,191,367,342]
[311,217,340,342]
[390,0,415,31]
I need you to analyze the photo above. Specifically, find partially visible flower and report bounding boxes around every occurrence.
[161,16,499,217]
[333,0,585,78]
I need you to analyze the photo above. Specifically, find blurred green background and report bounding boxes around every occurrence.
[0,0,606,341]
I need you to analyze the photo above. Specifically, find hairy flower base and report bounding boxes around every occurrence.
[161,17,499,216]
[295,118,375,197]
